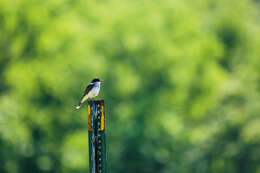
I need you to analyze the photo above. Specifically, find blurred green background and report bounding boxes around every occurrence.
[0,0,260,172]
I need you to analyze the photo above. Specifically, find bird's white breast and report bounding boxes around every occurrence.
[88,82,100,98]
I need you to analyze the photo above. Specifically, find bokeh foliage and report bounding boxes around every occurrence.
[0,0,260,172]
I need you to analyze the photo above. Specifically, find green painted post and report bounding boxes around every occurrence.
[88,100,107,173]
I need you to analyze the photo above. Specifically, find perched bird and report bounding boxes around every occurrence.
[76,78,103,109]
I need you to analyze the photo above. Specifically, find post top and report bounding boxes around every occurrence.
[87,99,104,104]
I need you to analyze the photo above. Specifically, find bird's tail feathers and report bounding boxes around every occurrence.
[76,95,89,110]
[76,102,82,110]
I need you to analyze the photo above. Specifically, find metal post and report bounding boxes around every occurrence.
[88,100,107,173]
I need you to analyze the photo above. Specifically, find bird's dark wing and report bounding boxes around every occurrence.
[76,83,95,109]
[81,83,95,98]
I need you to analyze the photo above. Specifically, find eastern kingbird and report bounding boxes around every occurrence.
[76,78,103,109]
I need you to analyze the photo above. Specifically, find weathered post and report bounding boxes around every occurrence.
[88,100,107,173]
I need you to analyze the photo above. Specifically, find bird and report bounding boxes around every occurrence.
[76,77,103,109]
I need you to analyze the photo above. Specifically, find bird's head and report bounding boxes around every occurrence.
[91,78,104,83]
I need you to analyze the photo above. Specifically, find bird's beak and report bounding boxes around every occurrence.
[100,80,104,82]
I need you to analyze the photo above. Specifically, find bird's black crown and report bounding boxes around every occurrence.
[91,78,103,83]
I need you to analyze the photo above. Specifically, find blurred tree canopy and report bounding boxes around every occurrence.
[0,0,260,173]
